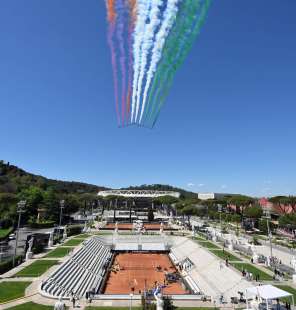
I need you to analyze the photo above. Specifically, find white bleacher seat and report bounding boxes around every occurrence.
[41,237,111,299]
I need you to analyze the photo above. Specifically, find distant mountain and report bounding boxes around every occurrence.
[0,160,107,195]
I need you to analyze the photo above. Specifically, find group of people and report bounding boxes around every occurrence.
[241,269,260,282]
[54,290,95,309]
[111,260,121,273]
[70,291,80,308]
[273,268,285,281]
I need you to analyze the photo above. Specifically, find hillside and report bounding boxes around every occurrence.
[0,160,107,195]
[0,160,198,226]
[0,160,198,198]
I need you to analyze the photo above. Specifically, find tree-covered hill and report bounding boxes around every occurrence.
[0,160,108,226]
[0,160,199,226]
[0,160,106,194]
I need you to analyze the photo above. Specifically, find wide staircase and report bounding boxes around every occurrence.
[41,237,112,299]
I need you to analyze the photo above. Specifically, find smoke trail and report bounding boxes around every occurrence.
[116,0,128,126]
[126,0,137,124]
[130,0,152,123]
[145,0,205,126]
[151,0,211,127]
[105,0,120,125]
[134,0,163,124]
[143,0,194,125]
[139,0,179,124]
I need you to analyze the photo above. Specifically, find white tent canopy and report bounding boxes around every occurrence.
[246,285,292,300]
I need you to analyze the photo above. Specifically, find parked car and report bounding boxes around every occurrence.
[8,233,16,240]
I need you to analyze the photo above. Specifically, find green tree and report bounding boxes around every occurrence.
[278,213,296,229]
[228,195,255,214]
[244,205,263,219]
[18,186,44,220]
[269,196,288,214]
[181,205,197,224]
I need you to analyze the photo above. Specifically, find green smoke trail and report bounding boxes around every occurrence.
[142,0,196,126]
[146,0,211,127]
[151,0,211,127]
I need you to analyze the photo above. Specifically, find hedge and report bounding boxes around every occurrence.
[0,227,13,241]
[66,225,83,237]
[29,221,56,229]
[0,219,13,229]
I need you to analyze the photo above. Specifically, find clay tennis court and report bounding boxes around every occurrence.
[103,253,187,295]
[105,223,169,230]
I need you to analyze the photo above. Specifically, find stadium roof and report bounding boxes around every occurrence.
[98,189,180,198]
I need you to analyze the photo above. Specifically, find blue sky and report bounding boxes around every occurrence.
[0,1,295,197]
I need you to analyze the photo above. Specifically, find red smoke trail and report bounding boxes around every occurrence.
[116,0,127,126]
[126,0,137,124]
[106,0,120,126]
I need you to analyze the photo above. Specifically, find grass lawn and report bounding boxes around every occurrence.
[195,235,206,241]
[231,262,273,280]
[0,281,31,303]
[45,247,74,258]
[6,302,66,309]
[16,260,58,277]
[209,249,241,261]
[275,285,296,302]
[196,240,221,249]
[0,227,13,239]
[73,234,91,239]
[62,239,83,246]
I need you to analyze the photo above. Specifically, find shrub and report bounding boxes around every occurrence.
[28,220,55,229]
[0,219,13,229]
[0,255,23,275]
[32,243,45,254]
[0,227,13,241]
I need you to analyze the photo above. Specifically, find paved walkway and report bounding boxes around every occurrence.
[0,236,88,309]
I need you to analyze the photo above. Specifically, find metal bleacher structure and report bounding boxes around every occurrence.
[40,237,112,299]
[169,237,251,302]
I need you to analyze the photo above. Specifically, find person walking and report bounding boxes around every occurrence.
[70,292,76,308]
[75,295,80,308]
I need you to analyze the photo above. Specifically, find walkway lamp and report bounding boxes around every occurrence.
[263,208,273,258]
[129,293,133,310]
[13,200,26,267]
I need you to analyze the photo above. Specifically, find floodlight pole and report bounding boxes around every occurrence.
[218,204,222,231]
[59,200,65,240]
[92,202,95,221]
[265,209,273,258]
[13,200,26,267]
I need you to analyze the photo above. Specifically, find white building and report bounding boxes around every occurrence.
[198,192,233,200]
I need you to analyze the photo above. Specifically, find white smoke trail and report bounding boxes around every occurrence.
[139,0,179,124]
[134,0,163,124]
[130,0,152,123]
